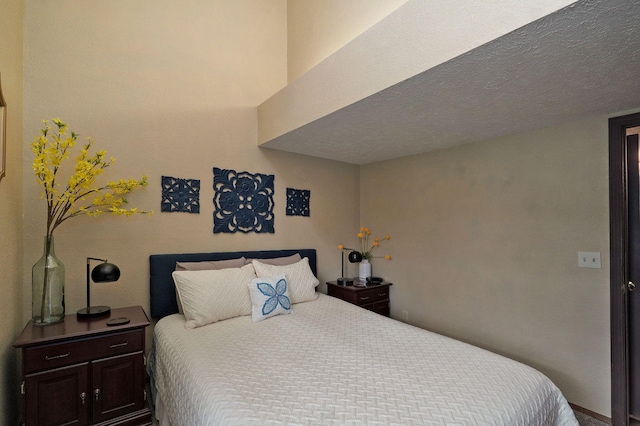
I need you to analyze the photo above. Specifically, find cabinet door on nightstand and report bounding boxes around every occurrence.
[370,301,390,316]
[25,363,90,426]
[91,352,145,423]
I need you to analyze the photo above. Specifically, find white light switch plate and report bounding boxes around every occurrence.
[578,251,601,269]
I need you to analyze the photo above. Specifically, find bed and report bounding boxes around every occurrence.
[148,249,578,425]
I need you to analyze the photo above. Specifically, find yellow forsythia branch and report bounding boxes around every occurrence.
[31,119,152,238]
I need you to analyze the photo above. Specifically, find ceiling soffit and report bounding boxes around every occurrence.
[259,0,640,165]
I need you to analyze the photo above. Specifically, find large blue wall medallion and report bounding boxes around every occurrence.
[213,167,275,233]
[161,176,200,213]
[286,188,310,217]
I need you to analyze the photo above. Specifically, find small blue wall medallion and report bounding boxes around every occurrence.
[286,188,310,217]
[213,167,275,233]
[161,176,200,213]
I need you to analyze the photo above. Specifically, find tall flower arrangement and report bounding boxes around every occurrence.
[31,118,150,323]
[357,227,391,260]
[32,118,151,238]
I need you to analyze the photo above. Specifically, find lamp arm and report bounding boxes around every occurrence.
[86,257,109,311]
[339,248,358,279]
[340,247,356,278]
[86,260,90,311]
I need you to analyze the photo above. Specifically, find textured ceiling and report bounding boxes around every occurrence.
[261,0,640,165]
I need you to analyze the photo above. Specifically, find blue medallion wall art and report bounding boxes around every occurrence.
[213,167,275,233]
[286,188,310,217]
[161,176,200,213]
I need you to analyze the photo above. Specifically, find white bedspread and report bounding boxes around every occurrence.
[151,293,578,425]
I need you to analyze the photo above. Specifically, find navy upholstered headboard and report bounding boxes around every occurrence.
[149,249,317,319]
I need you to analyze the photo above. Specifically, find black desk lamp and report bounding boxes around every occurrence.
[337,248,363,286]
[77,257,120,318]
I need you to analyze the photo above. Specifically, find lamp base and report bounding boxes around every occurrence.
[336,277,353,286]
[77,305,111,318]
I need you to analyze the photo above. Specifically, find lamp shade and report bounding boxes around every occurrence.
[348,251,363,263]
[91,262,120,283]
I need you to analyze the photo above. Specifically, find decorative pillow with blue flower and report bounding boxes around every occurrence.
[247,274,292,322]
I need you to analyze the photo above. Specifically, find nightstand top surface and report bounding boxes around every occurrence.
[326,280,392,292]
[13,305,150,348]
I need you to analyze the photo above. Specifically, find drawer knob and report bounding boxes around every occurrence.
[109,342,129,348]
[360,296,370,301]
[45,352,70,361]
[80,392,86,405]
[378,293,386,297]
[94,388,100,401]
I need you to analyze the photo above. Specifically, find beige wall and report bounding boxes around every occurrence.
[286,0,408,82]
[10,0,627,421]
[286,0,574,85]
[361,116,613,415]
[22,0,359,344]
[0,0,24,423]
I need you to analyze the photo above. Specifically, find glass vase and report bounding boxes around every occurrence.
[32,236,65,325]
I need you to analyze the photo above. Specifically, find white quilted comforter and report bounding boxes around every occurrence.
[151,294,578,425]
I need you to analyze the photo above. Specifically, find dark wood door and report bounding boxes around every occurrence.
[91,352,145,424]
[628,133,640,421]
[25,363,90,426]
[610,113,640,426]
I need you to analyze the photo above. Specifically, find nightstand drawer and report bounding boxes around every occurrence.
[24,329,143,374]
[355,286,389,305]
[326,281,393,317]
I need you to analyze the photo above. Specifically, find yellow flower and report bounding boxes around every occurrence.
[351,226,392,260]
[31,119,152,238]
[338,245,344,250]
[385,255,391,260]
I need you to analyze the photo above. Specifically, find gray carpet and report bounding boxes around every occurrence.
[574,410,610,425]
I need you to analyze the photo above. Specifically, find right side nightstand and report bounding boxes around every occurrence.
[326,281,392,316]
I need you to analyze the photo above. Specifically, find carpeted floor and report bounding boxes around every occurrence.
[574,410,610,425]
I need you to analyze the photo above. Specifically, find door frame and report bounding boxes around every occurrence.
[610,111,640,426]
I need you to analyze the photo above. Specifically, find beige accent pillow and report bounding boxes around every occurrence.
[244,253,302,266]
[174,257,248,314]
[172,264,256,329]
[251,257,319,304]
[175,257,247,271]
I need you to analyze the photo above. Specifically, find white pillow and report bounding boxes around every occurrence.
[252,257,319,304]
[172,264,256,329]
[247,274,292,322]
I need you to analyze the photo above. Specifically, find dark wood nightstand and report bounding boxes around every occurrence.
[326,281,392,316]
[13,306,152,426]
